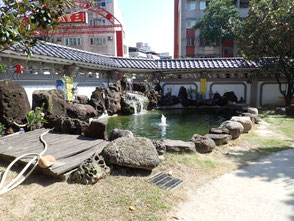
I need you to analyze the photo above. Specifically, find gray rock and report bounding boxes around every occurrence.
[247,107,259,115]
[85,120,107,139]
[206,134,232,146]
[102,137,159,170]
[241,113,261,124]
[209,127,230,134]
[220,120,244,139]
[77,95,88,104]
[151,140,166,155]
[66,103,98,120]
[0,80,30,129]
[90,83,122,115]
[146,89,160,110]
[48,116,88,135]
[162,139,196,153]
[33,89,66,117]
[190,134,216,153]
[231,116,253,133]
[108,128,133,141]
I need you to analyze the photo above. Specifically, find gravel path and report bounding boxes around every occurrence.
[169,149,294,221]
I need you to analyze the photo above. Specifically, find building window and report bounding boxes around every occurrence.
[187,38,195,46]
[65,38,81,46]
[240,0,249,8]
[200,0,210,10]
[187,0,196,10]
[200,36,219,47]
[93,0,106,8]
[90,37,107,46]
[186,20,196,29]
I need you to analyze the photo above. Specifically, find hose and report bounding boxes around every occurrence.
[0,128,54,195]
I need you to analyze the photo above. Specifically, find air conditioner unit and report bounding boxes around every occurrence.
[108,36,113,41]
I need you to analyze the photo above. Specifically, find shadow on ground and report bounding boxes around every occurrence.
[0,160,62,188]
[234,148,294,220]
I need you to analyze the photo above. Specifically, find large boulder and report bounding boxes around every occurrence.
[220,120,244,139]
[47,116,88,135]
[106,83,122,115]
[160,95,180,106]
[178,86,188,101]
[206,134,232,146]
[212,92,226,106]
[102,137,159,170]
[89,86,106,114]
[247,107,259,115]
[230,116,253,133]
[66,103,98,120]
[222,91,238,103]
[0,80,30,128]
[85,120,107,139]
[146,89,160,110]
[133,82,148,93]
[90,83,121,115]
[241,113,261,124]
[151,140,166,155]
[209,127,230,134]
[33,89,66,117]
[162,139,196,153]
[190,134,216,153]
[108,128,133,141]
[77,95,88,104]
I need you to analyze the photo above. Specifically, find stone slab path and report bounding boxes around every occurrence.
[169,149,294,221]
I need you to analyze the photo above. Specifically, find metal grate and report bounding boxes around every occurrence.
[147,172,183,191]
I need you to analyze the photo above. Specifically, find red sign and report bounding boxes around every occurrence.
[58,12,87,24]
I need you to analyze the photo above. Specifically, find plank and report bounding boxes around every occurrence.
[46,139,105,160]
[50,141,109,175]
[0,129,48,152]
[0,128,110,177]
[1,140,44,156]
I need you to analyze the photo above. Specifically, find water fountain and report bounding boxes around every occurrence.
[160,114,167,126]
[160,114,167,137]
[123,92,149,115]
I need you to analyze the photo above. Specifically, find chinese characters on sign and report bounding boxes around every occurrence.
[200,78,206,94]
[58,12,87,24]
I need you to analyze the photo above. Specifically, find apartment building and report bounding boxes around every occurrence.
[174,0,249,58]
[36,0,128,57]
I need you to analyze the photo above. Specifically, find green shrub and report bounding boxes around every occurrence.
[0,123,6,136]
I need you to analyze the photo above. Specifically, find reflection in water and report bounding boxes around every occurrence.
[107,109,232,141]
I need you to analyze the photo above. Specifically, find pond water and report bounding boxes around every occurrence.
[106,109,232,141]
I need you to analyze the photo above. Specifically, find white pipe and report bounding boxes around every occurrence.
[0,128,54,195]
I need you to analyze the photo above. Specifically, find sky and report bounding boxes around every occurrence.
[116,0,174,56]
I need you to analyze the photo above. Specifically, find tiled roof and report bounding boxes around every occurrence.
[157,58,259,70]
[7,41,261,71]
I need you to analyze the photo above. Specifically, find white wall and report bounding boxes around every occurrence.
[209,82,249,103]
[257,82,284,107]
[161,83,198,98]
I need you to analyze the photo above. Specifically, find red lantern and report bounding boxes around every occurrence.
[15,65,24,74]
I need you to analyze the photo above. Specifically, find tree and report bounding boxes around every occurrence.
[194,0,242,56]
[237,0,294,107]
[0,0,72,55]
